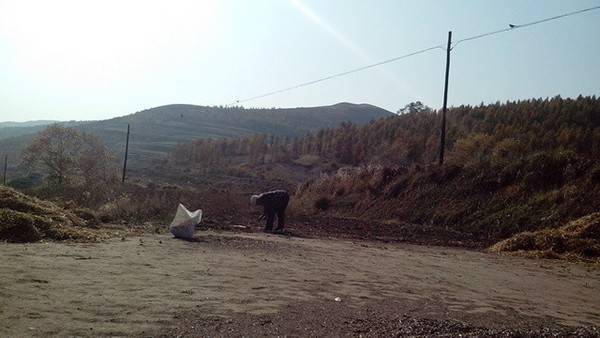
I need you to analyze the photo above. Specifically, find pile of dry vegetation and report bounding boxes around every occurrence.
[0,186,106,243]
[489,212,600,261]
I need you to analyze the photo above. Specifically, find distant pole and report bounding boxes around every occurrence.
[3,154,7,185]
[122,124,130,183]
[439,31,452,165]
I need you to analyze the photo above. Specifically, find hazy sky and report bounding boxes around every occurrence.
[1,0,599,122]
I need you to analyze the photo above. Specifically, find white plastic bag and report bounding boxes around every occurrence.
[169,203,202,239]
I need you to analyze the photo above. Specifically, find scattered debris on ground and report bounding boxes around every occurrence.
[152,300,599,338]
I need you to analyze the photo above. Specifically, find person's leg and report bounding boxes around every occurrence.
[265,211,275,232]
[276,209,285,231]
[275,193,289,232]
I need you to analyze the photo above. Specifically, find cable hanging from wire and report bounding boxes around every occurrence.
[231,5,600,106]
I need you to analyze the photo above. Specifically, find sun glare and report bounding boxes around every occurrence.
[0,0,221,88]
[288,0,418,101]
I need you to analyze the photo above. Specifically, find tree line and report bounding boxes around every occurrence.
[169,96,600,168]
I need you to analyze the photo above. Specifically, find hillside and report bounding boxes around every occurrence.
[0,121,84,141]
[170,96,600,167]
[165,96,600,253]
[0,120,58,129]
[0,103,392,168]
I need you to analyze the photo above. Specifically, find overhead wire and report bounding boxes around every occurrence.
[452,5,600,49]
[232,5,600,105]
[230,45,445,105]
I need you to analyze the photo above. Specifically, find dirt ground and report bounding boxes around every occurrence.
[0,231,599,337]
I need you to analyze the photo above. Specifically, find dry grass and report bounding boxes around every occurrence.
[293,161,600,247]
[0,186,108,242]
[489,212,600,262]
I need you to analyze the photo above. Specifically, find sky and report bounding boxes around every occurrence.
[1,0,599,122]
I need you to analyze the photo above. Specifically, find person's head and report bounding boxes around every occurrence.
[250,194,259,206]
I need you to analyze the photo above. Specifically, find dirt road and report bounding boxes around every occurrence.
[0,232,598,336]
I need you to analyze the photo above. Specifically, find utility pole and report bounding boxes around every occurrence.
[122,124,130,183]
[439,31,452,165]
[3,154,7,185]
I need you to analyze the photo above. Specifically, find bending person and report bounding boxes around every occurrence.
[250,190,290,233]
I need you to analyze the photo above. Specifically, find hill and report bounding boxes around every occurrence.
[0,103,392,168]
[0,120,58,129]
[165,96,600,253]
[0,120,84,140]
[80,102,392,158]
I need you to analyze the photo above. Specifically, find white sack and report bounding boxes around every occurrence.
[169,203,202,239]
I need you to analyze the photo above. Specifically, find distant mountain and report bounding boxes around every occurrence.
[0,120,58,128]
[0,103,392,166]
[0,121,84,140]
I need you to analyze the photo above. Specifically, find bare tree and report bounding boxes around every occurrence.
[21,125,117,189]
[22,125,81,185]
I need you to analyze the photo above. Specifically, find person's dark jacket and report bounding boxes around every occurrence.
[255,190,290,212]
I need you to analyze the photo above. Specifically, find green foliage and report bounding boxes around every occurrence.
[397,101,433,115]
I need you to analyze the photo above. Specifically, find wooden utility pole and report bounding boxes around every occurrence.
[3,154,7,185]
[439,31,452,165]
[122,124,130,183]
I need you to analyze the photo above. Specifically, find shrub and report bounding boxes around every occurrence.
[294,155,321,167]
[524,150,576,184]
[314,196,331,211]
[490,138,524,169]
[334,187,346,196]
[6,174,44,190]
[448,133,493,168]
[73,207,100,227]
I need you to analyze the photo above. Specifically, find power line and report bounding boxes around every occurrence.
[231,45,445,105]
[452,5,600,49]
[232,5,600,105]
